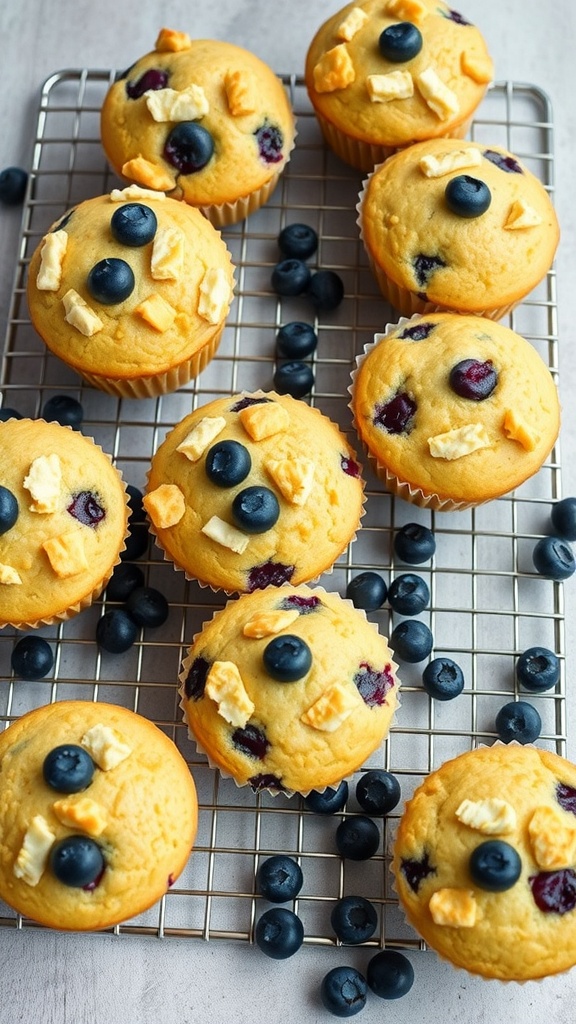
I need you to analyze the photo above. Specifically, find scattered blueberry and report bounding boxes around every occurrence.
[379,22,423,62]
[449,359,497,400]
[96,608,138,653]
[495,700,542,744]
[277,223,318,260]
[394,523,436,564]
[304,780,349,815]
[413,254,446,289]
[387,574,429,616]
[345,571,387,611]
[532,536,576,581]
[205,440,251,487]
[67,491,106,528]
[400,852,435,893]
[551,497,576,541]
[164,122,214,173]
[50,835,105,888]
[516,646,560,692]
[273,361,314,398]
[110,203,157,246]
[87,258,135,304]
[183,655,210,701]
[445,175,491,218]
[374,392,417,434]
[271,258,311,297]
[279,593,322,615]
[232,485,280,534]
[254,122,284,164]
[0,407,22,421]
[355,769,401,816]
[390,620,433,663]
[248,560,295,591]
[11,636,54,679]
[330,895,377,944]
[308,270,344,311]
[366,949,414,1000]
[121,521,149,560]
[469,839,522,892]
[43,745,95,794]
[400,321,436,341]
[126,68,168,99]
[0,485,19,534]
[483,149,523,174]
[125,585,169,628]
[42,394,84,428]
[232,723,270,760]
[354,664,395,707]
[320,966,367,1018]
[256,855,303,903]
[335,815,380,861]
[0,166,28,206]
[263,634,312,682]
[255,907,304,959]
[276,321,318,360]
[422,657,465,700]
[105,561,145,602]
[529,869,576,915]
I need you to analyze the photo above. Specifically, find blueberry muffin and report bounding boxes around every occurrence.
[358,139,560,319]
[101,30,296,226]
[0,418,129,629]
[26,188,235,398]
[143,392,365,593]
[392,743,576,980]
[0,700,198,931]
[305,0,493,171]
[350,313,560,510]
[179,584,399,794]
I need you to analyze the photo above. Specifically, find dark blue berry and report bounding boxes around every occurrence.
[67,491,105,528]
[308,270,344,311]
[278,223,318,260]
[164,122,214,173]
[121,522,149,560]
[184,656,210,701]
[321,966,367,1017]
[335,815,380,860]
[96,608,138,653]
[256,855,304,903]
[205,440,251,487]
[379,22,423,62]
[374,392,417,434]
[232,723,270,760]
[366,950,414,999]
[390,620,433,663]
[87,258,135,304]
[442,8,472,25]
[530,869,576,915]
[516,646,560,692]
[276,322,318,360]
[413,254,446,288]
[469,839,522,892]
[263,634,312,682]
[445,175,491,217]
[354,664,395,707]
[483,149,523,174]
[0,407,22,421]
[495,700,542,744]
[271,258,311,297]
[400,320,436,341]
[42,394,84,428]
[111,203,157,246]
[50,835,104,888]
[248,560,295,591]
[0,485,19,534]
[401,852,435,893]
[387,573,429,615]
[127,68,168,99]
[551,497,576,541]
[232,485,280,533]
[125,585,169,627]
[345,571,387,611]
[394,523,436,564]
[422,657,465,700]
[43,744,95,793]
[355,769,401,816]
[532,536,576,581]
[304,780,349,814]
[449,359,497,400]
[0,166,28,206]
[127,484,145,522]
[273,361,314,398]
[105,561,145,601]
[331,895,377,944]
[255,907,304,959]
[11,636,53,679]
[255,123,284,164]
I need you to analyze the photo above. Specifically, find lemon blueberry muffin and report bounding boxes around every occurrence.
[305,0,493,172]
[26,188,235,399]
[0,418,129,629]
[358,138,560,319]
[100,29,296,226]
[350,313,560,511]
[392,743,576,981]
[179,584,399,794]
[143,391,365,593]
[0,700,198,931]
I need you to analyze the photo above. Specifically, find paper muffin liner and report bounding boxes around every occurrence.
[177,583,400,798]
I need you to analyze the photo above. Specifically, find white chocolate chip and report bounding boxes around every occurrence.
[176,416,227,462]
[313,45,355,93]
[143,483,186,529]
[197,267,232,325]
[81,723,132,771]
[62,289,103,337]
[0,563,22,585]
[242,609,300,638]
[145,83,209,123]
[205,660,255,727]
[336,7,369,41]
[201,515,250,554]
[455,797,517,835]
[150,226,184,280]
[23,453,62,513]
[300,682,359,732]
[36,230,68,291]
[13,815,56,887]
[428,423,491,460]
[504,199,543,230]
[265,457,315,506]
[110,184,167,203]
[238,401,289,441]
[528,805,576,871]
[415,67,460,120]
[367,71,414,103]
[419,147,482,178]
[428,888,477,928]
[42,531,88,578]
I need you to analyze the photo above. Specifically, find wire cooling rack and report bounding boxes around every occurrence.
[0,73,565,946]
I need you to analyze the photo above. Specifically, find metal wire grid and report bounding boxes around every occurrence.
[0,73,565,946]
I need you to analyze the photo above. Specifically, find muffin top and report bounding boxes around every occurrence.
[100,30,295,208]
[392,743,576,980]
[305,0,493,147]
[180,584,399,794]
[359,139,560,313]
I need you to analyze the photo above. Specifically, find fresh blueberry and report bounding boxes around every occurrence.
[87,258,135,304]
[232,485,280,533]
[271,258,311,297]
[390,620,433,663]
[355,770,401,816]
[469,839,522,892]
[516,646,560,692]
[255,907,304,959]
[127,484,145,522]
[43,744,95,793]
[42,394,84,428]
[205,440,251,487]
[273,361,314,398]
[164,122,214,173]
[125,585,169,627]
[335,815,380,860]
[495,700,542,744]
[449,359,498,400]
[254,122,284,164]
[121,521,149,560]
[551,497,576,541]
[374,392,417,434]
[276,322,318,360]
[50,835,105,888]
[532,536,576,581]
[379,22,423,62]
[11,636,54,679]
[105,562,145,602]
[277,223,318,260]
[256,855,304,903]
[126,68,168,99]
[0,485,19,534]
[422,657,465,700]
[320,966,367,1017]
[331,895,377,944]
[366,949,414,999]
[394,523,436,564]
[387,573,429,615]
[263,634,312,682]
[96,608,138,653]
[304,780,349,815]
[0,166,28,205]
[445,175,491,217]
[345,571,387,611]
[308,270,344,311]
[0,407,22,421]
[110,203,157,246]
[67,491,106,528]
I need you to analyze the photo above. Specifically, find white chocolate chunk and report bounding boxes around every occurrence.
[52,796,108,837]
[313,45,355,94]
[201,515,250,554]
[120,157,175,192]
[142,483,186,529]
[155,28,192,52]
[145,83,209,123]
[429,888,477,928]
[461,50,494,85]
[135,293,177,332]
[528,806,576,871]
[198,267,231,325]
[301,682,359,732]
[265,457,315,506]
[419,146,482,178]
[455,797,517,835]
[336,7,369,41]
[242,609,300,638]
[367,71,414,103]
[110,184,167,203]
[0,563,22,585]
[36,230,68,291]
[238,401,289,441]
[150,226,184,280]
[205,660,255,727]
[176,416,227,462]
[502,409,539,452]
[428,423,491,461]
[13,815,56,886]
[415,67,460,120]
[504,199,543,230]
[385,0,427,23]
[225,70,258,116]
[42,531,88,578]
[81,723,132,771]
[23,453,62,513]
[62,289,103,337]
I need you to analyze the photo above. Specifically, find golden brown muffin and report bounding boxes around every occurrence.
[305,0,493,171]
[0,418,129,629]
[26,189,235,398]
[179,584,399,794]
[392,743,576,981]
[101,29,296,226]
[350,313,560,510]
[144,392,365,593]
[358,139,560,319]
[0,701,198,931]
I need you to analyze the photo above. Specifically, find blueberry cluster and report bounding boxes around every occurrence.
[494,644,561,747]
[532,496,576,581]
[42,743,105,888]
